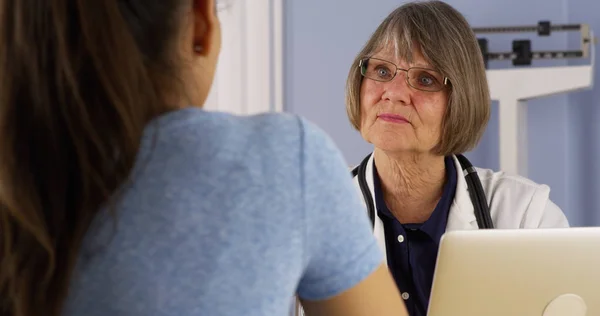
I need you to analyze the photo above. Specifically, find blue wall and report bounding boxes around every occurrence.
[284,0,599,226]
[565,0,600,226]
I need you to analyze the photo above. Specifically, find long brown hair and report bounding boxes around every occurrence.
[0,1,187,315]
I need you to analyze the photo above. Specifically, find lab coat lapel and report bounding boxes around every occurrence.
[364,154,388,261]
[446,155,479,231]
[359,154,478,263]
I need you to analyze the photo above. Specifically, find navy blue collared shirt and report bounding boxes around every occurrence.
[373,156,457,316]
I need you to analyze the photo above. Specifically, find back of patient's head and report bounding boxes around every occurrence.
[0,1,213,315]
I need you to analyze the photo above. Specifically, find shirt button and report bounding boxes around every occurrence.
[402,292,410,300]
[397,234,405,243]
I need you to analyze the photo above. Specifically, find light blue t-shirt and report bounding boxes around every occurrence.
[63,108,383,316]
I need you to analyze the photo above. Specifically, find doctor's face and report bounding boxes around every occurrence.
[359,46,449,156]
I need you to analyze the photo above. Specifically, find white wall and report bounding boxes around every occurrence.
[206,0,283,115]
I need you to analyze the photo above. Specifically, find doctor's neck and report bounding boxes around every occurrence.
[373,149,447,223]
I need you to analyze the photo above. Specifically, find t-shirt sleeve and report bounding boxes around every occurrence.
[295,117,384,301]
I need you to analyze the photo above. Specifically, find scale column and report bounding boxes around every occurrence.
[498,98,528,176]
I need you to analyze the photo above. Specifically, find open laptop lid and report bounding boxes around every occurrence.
[427,228,599,316]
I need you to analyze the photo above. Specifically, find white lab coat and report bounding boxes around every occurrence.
[352,154,570,261]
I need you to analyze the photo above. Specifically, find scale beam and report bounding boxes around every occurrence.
[474,21,595,67]
[472,23,581,34]
[475,21,596,176]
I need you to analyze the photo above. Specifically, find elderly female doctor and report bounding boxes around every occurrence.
[346,1,570,315]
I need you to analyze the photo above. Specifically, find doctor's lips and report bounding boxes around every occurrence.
[377,113,410,124]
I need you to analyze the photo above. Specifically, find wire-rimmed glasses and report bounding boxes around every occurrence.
[359,57,450,92]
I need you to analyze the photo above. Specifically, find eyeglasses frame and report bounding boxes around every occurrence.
[358,57,450,92]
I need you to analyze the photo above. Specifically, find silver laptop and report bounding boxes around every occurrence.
[427,228,600,316]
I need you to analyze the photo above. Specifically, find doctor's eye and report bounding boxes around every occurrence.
[409,68,443,90]
[375,66,393,79]
[360,58,397,82]
[417,73,435,86]
[368,60,396,81]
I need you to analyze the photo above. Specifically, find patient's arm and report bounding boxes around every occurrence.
[300,264,408,316]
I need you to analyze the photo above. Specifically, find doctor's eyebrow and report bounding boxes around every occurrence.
[412,63,435,69]
[370,56,437,70]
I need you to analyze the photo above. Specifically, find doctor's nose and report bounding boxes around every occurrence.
[382,71,412,104]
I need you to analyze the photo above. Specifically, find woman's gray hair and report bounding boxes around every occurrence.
[345,0,490,155]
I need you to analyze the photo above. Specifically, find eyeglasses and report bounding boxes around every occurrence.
[358,57,450,92]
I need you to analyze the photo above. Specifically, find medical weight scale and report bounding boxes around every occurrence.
[475,21,596,177]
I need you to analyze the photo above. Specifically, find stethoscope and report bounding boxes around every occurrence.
[351,153,494,229]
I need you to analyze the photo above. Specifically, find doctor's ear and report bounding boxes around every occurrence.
[190,0,219,57]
